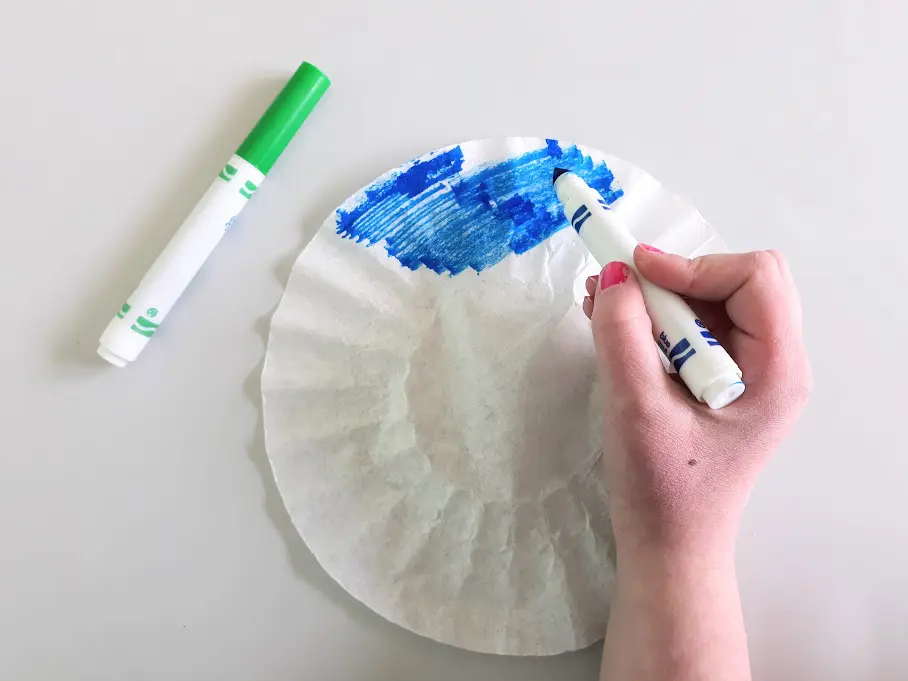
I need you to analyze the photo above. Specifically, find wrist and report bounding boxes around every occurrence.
[608,496,743,565]
[613,520,739,595]
[610,503,740,572]
[616,531,737,576]
[604,518,751,681]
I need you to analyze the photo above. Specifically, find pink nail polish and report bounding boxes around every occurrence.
[640,244,664,255]
[599,262,629,290]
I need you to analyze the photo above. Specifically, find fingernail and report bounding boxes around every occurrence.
[599,262,629,290]
[640,243,664,254]
[582,296,594,319]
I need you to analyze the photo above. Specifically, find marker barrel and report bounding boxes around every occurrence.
[97,62,330,367]
[98,156,264,367]
[555,173,745,409]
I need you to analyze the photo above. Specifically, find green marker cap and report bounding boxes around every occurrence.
[236,62,330,175]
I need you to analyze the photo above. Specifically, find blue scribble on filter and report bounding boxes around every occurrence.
[335,140,624,275]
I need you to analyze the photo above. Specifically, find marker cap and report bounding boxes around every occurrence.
[97,345,128,368]
[236,62,330,175]
[701,374,745,409]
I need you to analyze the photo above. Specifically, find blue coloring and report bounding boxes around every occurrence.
[668,338,691,360]
[334,140,624,275]
[672,349,697,372]
[700,330,721,347]
[669,338,697,372]
[571,204,592,232]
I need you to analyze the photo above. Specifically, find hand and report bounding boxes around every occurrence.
[584,247,812,552]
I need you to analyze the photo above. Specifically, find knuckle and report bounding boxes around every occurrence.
[765,249,789,270]
[751,249,782,277]
[686,254,710,285]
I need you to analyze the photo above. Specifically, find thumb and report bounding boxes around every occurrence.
[591,262,671,405]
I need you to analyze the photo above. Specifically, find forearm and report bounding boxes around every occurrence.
[600,537,751,681]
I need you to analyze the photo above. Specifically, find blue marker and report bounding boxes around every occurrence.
[553,168,745,409]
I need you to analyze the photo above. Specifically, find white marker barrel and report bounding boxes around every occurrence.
[98,156,263,367]
[98,62,330,367]
[554,172,745,409]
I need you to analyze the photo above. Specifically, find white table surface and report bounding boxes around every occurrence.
[2,2,906,679]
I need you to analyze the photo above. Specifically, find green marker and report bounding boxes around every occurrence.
[98,62,330,367]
